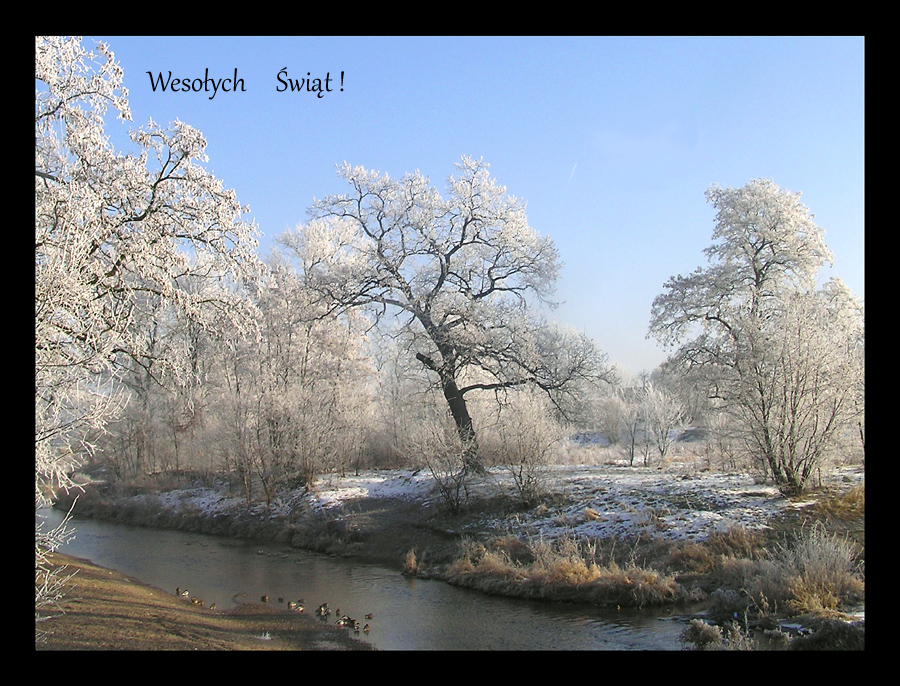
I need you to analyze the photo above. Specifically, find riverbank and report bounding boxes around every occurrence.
[57,462,866,580]
[44,460,865,649]
[36,552,375,650]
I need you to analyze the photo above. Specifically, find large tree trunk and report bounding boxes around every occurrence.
[441,376,484,474]
[416,351,484,473]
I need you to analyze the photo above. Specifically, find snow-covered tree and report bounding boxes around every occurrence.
[279,157,614,470]
[648,179,863,494]
[212,256,375,501]
[641,381,684,466]
[486,389,565,506]
[35,36,262,615]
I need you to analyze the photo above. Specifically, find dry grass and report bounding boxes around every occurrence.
[705,525,768,559]
[445,511,864,621]
[490,536,535,565]
[811,484,864,519]
[777,521,864,614]
[680,617,757,651]
[402,548,421,575]
[665,518,864,620]
[37,553,373,651]
[735,520,864,618]
[446,534,683,608]
[666,541,718,574]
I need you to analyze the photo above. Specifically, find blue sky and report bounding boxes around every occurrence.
[88,36,865,378]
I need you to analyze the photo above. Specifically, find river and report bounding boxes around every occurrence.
[39,508,696,650]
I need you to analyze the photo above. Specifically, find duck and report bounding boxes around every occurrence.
[364,613,373,620]
[261,595,269,603]
[209,603,217,611]
[363,624,370,633]
[180,589,190,598]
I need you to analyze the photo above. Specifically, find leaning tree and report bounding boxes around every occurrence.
[279,156,613,470]
[648,179,863,494]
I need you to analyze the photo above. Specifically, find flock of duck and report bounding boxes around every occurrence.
[313,602,372,634]
[176,587,216,611]
[174,588,372,635]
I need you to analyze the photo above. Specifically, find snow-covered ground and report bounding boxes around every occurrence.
[312,462,864,542]
[137,456,865,545]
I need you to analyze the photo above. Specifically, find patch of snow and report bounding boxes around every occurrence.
[135,462,862,546]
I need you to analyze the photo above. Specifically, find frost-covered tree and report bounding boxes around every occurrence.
[486,389,565,506]
[641,381,684,466]
[213,257,374,501]
[594,393,628,446]
[649,179,863,494]
[279,157,614,470]
[95,276,234,480]
[35,36,261,616]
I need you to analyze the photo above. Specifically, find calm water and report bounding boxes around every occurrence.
[39,508,693,650]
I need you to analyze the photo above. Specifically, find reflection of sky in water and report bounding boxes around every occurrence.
[41,509,689,650]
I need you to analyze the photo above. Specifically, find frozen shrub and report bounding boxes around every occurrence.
[777,521,864,614]
[405,415,474,514]
[680,618,757,651]
[483,391,564,507]
[680,619,723,650]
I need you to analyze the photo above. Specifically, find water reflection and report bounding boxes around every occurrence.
[40,508,690,650]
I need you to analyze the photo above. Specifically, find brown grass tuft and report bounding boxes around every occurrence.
[667,541,718,573]
[705,525,767,559]
[812,485,865,519]
[490,536,534,565]
[402,548,420,575]
[447,533,683,608]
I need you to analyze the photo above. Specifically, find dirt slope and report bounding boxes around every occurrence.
[36,553,374,651]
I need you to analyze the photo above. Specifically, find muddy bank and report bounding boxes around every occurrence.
[36,552,375,651]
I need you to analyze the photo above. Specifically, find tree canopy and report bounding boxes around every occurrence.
[649,179,863,494]
[279,157,613,467]
[35,36,263,592]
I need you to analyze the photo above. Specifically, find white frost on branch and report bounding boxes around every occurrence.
[35,35,263,530]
